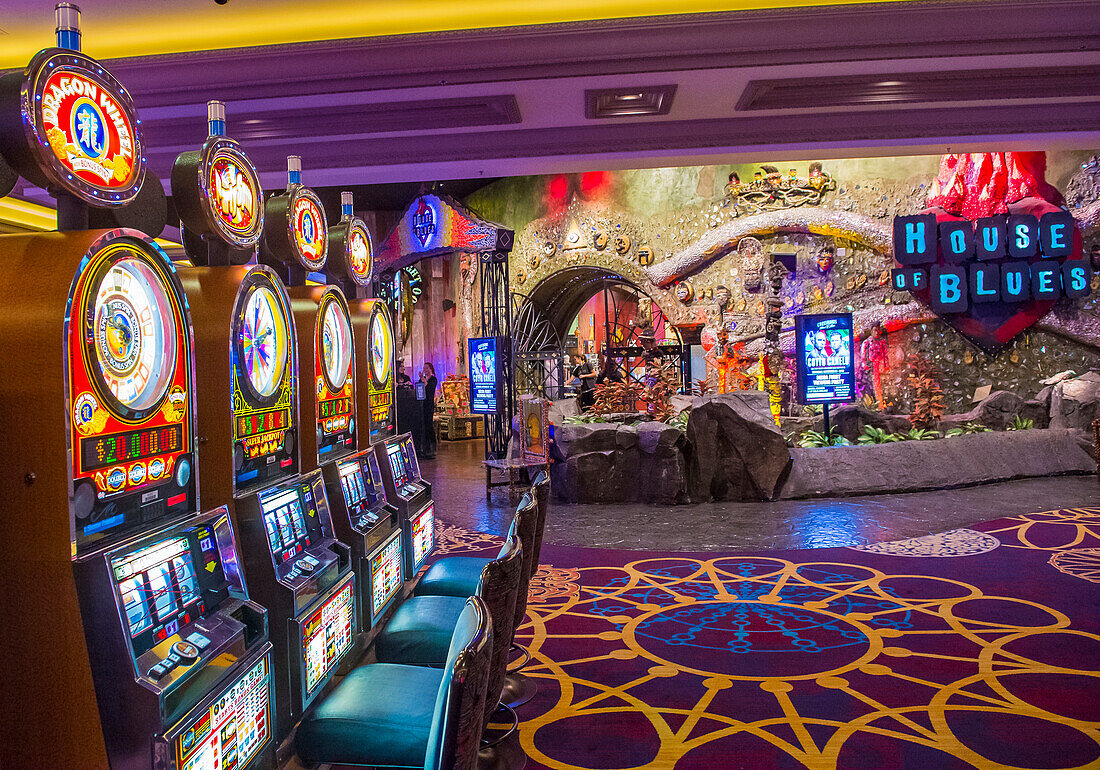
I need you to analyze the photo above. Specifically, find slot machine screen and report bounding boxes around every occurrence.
[174,653,272,770]
[301,576,355,695]
[368,529,403,622]
[408,503,435,574]
[110,512,235,659]
[257,480,323,567]
[336,452,387,530]
[400,436,421,482]
[386,442,407,488]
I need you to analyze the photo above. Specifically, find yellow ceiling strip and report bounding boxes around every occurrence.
[0,198,181,250]
[1,0,921,69]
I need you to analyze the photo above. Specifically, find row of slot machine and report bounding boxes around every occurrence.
[0,7,438,770]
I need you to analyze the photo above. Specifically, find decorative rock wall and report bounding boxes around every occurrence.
[550,421,688,504]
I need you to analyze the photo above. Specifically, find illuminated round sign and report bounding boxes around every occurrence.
[347,220,374,285]
[204,141,263,247]
[291,190,327,270]
[369,306,394,389]
[319,291,353,393]
[16,49,145,206]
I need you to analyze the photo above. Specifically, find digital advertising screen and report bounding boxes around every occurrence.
[369,530,404,621]
[468,336,498,414]
[301,576,355,695]
[795,312,856,405]
[409,504,435,574]
[175,653,271,770]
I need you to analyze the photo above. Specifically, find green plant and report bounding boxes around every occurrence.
[900,428,941,441]
[802,404,821,417]
[562,414,603,424]
[856,425,903,444]
[665,409,690,432]
[907,357,945,429]
[797,427,851,448]
[945,421,992,437]
[1006,415,1034,431]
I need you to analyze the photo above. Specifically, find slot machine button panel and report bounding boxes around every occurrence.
[185,632,212,651]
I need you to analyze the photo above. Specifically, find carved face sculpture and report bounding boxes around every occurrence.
[816,247,835,273]
[714,285,730,311]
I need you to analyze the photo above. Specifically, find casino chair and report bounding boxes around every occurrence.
[374,512,526,770]
[295,596,492,770]
[501,471,551,708]
[414,493,541,701]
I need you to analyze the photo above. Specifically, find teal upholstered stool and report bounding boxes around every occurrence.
[295,597,492,770]
[377,513,524,718]
[376,512,525,768]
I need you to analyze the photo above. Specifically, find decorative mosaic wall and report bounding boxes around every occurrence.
[465,154,1100,414]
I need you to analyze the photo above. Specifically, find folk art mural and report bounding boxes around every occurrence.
[466,152,1100,415]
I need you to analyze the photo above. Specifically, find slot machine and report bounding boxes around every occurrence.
[222,157,357,743]
[320,446,400,635]
[260,157,358,473]
[0,9,273,769]
[172,101,300,508]
[323,191,396,446]
[233,470,354,741]
[373,433,437,577]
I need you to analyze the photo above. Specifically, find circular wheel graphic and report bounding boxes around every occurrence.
[235,277,290,404]
[369,306,394,389]
[319,293,352,393]
[86,246,180,419]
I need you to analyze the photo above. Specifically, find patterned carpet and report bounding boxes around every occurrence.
[435,507,1100,770]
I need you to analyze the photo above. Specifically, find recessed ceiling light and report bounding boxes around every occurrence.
[585,86,676,119]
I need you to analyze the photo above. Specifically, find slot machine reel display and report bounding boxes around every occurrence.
[367,527,405,626]
[290,283,359,471]
[75,507,274,770]
[321,447,399,632]
[374,432,433,521]
[351,297,396,445]
[233,470,355,739]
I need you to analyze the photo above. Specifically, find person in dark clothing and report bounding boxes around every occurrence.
[596,353,623,385]
[396,360,412,386]
[420,362,438,458]
[571,353,596,410]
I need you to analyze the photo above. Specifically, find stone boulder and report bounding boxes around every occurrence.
[550,421,687,504]
[1050,371,1100,430]
[779,428,1096,499]
[686,391,791,502]
[940,390,1024,431]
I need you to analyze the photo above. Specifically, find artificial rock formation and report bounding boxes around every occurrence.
[779,428,1096,499]
[550,421,687,504]
[1050,371,1100,430]
[685,391,791,502]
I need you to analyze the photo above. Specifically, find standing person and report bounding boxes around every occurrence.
[420,362,438,458]
[571,353,596,411]
[396,359,412,386]
[596,353,622,385]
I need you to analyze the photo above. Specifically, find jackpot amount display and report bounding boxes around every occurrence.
[177,654,270,770]
[371,535,403,617]
[303,579,354,693]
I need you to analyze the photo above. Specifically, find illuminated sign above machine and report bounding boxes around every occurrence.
[260,156,329,279]
[172,100,264,259]
[3,48,145,206]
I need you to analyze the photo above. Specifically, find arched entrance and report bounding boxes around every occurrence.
[512,265,685,401]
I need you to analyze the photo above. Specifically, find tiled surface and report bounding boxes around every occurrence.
[422,438,1099,552]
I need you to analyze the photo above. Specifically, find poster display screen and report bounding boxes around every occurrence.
[795,313,855,404]
[468,336,498,414]
[409,504,435,574]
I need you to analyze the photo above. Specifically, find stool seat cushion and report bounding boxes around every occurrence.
[415,556,489,598]
[295,662,442,767]
[375,596,467,667]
